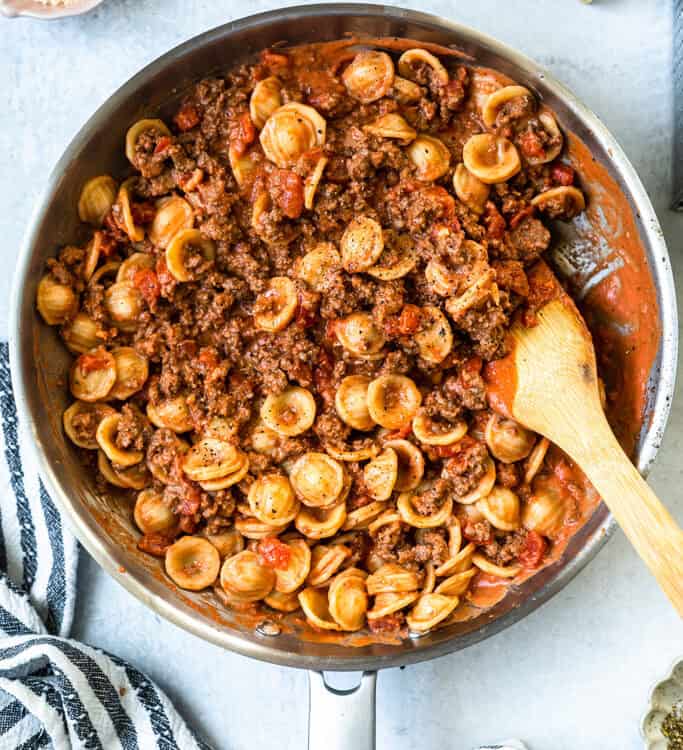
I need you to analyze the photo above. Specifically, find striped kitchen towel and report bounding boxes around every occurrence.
[0,343,212,750]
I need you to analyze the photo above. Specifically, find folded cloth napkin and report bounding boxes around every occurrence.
[0,343,211,750]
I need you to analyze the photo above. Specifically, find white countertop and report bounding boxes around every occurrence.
[2,1,681,748]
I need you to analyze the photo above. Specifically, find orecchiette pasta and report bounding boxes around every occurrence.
[205,528,245,559]
[114,178,145,242]
[328,569,368,631]
[406,593,458,633]
[366,563,420,595]
[125,118,171,165]
[274,538,312,593]
[98,450,149,490]
[398,48,448,87]
[453,163,490,214]
[412,414,467,446]
[307,544,351,587]
[384,439,425,491]
[109,347,148,400]
[260,103,326,168]
[363,113,416,143]
[303,156,328,210]
[253,276,298,332]
[485,413,535,464]
[297,586,340,630]
[148,196,194,248]
[165,536,221,591]
[476,486,520,531]
[220,550,275,602]
[531,185,586,216]
[472,553,520,579]
[340,216,385,273]
[260,387,316,437]
[295,242,341,291]
[335,375,374,431]
[295,502,347,540]
[457,456,497,504]
[182,438,242,481]
[165,229,215,282]
[40,39,593,639]
[248,473,300,526]
[335,312,386,358]
[367,374,422,430]
[70,348,117,402]
[37,275,78,326]
[146,395,194,433]
[134,488,176,534]
[78,175,118,226]
[397,487,453,528]
[342,50,395,103]
[522,477,566,536]
[61,312,100,354]
[290,452,346,508]
[482,85,534,128]
[363,448,398,501]
[96,412,144,467]
[249,76,282,129]
[407,135,451,182]
[366,234,417,280]
[63,401,116,449]
[414,305,453,363]
[104,282,143,332]
[524,437,550,485]
[462,134,521,184]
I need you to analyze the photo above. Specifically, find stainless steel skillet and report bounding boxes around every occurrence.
[9,6,677,748]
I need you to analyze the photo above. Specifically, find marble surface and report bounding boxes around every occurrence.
[1,1,681,748]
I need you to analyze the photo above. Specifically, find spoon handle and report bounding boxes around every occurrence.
[562,412,683,617]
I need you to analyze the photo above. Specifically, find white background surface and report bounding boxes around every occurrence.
[1,1,681,748]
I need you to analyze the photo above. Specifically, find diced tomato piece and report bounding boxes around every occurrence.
[550,162,575,186]
[178,516,197,534]
[77,347,110,374]
[155,257,174,288]
[324,319,338,341]
[296,289,318,328]
[260,49,290,72]
[367,613,405,634]
[133,268,161,307]
[313,348,335,405]
[398,304,422,335]
[518,531,548,569]
[267,168,304,219]
[258,537,292,570]
[138,533,173,557]
[198,346,220,373]
[98,231,119,258]
[230,111,257,157]
[130,201,156,225]
[178,485,201,516]
[154,135,172,154]
[385,423,412,441]
[483,201,506,240]
[174,103,200,132]
[518,129,545,159]
[509,205,536,230]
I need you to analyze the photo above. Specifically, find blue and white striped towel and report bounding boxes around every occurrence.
[0,343,213,749]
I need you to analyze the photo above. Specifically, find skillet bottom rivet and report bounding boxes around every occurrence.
[256,620,281,637]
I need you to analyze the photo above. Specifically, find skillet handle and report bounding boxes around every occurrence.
[307,670,377,750]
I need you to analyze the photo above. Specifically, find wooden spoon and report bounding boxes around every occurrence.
[485,261,683,615]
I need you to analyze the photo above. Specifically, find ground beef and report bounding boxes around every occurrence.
[44,40,588,636]
[115,404,151,452]
[367,612,406,635]
[411,479,450,516]
[442,437,489,497]
[499,216,551,264]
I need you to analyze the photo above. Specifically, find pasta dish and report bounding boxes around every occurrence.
[36,39,590,637]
